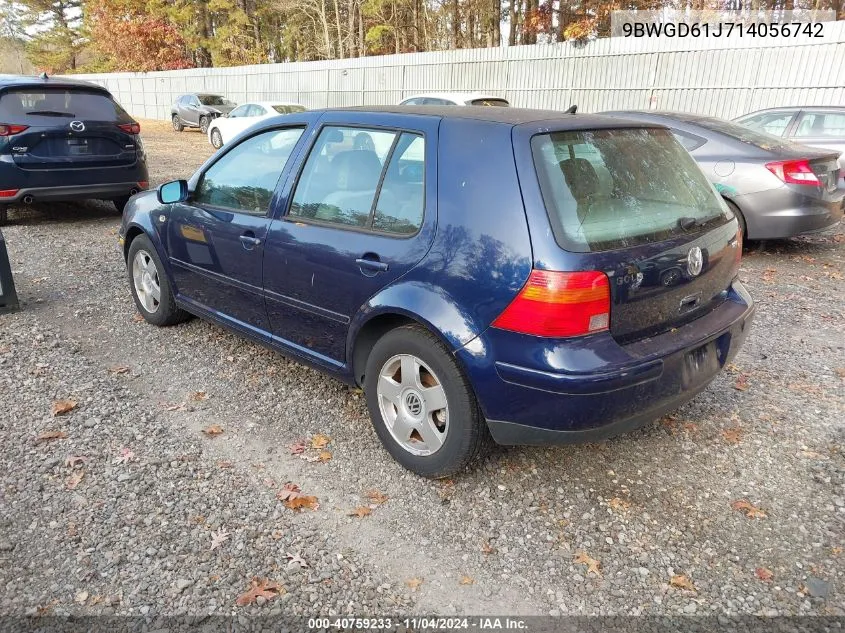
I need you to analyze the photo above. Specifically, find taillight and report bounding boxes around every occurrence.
[118,122,141,135]
[0,124,28,136]
[765,159,820,186]
[138,181,149,189]
[0,189,19,198]
[492,270,610,338]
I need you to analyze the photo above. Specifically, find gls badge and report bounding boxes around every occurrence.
[686,246,703,277]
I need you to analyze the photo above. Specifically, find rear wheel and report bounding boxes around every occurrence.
[112,196,131,213]
[725,199,747,241]
[172,115,184,132]
[210,128,223,149]
[127,234,189,327]
[199,116,210,134]
[364,325,492,478]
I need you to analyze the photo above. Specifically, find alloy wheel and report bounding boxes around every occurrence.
[132,250,161,314]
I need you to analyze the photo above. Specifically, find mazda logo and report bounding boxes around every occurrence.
[686,246,703,277]
[69,121,85,132]
[404,392,423,417]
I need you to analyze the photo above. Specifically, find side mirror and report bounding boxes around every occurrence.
[158,180,189,204]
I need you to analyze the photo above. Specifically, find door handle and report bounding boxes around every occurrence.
[240,234,262,249]
[356,257,389,273]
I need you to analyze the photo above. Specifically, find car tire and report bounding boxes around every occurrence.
[363,324,492,478]
[112,196,131,213]
[210,128,223,149]
[172,115,184,132]
[126,234,189,327]
[725,199,748,242]
[199,116,210,134]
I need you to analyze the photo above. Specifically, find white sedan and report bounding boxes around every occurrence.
[207,101,306,149]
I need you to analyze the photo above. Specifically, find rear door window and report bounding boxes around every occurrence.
[0,89,128,122]
[794,112,845,138]
[739,111,797,137]
[532,127,729,252]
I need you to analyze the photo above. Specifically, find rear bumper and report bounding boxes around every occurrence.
[0,182,148,204]
[736,185,844,239]
[458,281,755,445]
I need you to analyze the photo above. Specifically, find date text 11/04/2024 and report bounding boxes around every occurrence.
[621,21,825,37]
[307,617,528,630]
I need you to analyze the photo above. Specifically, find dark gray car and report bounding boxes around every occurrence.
[734,106,845,182]
[601,111,844,240]
[171,94,236,134]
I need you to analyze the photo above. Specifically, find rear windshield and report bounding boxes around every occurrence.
[532,127,730,253]
[470,98,509,107]
[198,94,233,106]
[0,89,128,122]
[688,116,790,151]
[272,104,306,114]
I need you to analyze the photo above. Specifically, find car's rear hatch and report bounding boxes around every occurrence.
[0,87,139,170]
[527,125,741,344]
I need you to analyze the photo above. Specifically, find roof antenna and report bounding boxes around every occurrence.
[565,104,577,114]
[39,72,48,79]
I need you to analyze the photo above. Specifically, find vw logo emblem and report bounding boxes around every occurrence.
[69,121,85,132]
[686,246,704,277]
[404,392,423,417]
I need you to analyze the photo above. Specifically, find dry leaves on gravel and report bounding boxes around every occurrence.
[481,541,496,556]
[276,482,319,511]
[162,402,186,412]
[64,455,87,468]
[202,424,224,436]
[189,391,208,401]
[574,551,601,577]
[731,499,767,519]
[733,374,751,391]
[108,365,130,375]
[112,447,134,465]
[366,490,388,505]
[36,430,68,443]
[405,578,423,590]
[348,506,372,518]
[65,471,84,490]
[607,497,631,512]
[285,552,308,569]
[722,427,744,444]
[209,528,230,551]
[51,400,77,416]
[669,574,696,592]
[459,576,475,586]
[755,567,774,582]
[310,433,330,449]
[235,578,285,606]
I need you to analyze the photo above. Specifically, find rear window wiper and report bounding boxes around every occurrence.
[678,216,705,231]
[26,110,75,117]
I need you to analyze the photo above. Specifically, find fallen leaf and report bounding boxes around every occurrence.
[317,450,332,462]
[366,490,388,505]
[348,506,372,518]
[32,277,49,284]
[108,365,130,375]
[189,391,208,401]
[283,496,319,512]
[722,427,744,444]
[459,575,475,585]
[481,541,496,555]
[755,567,774,582]
[288,440,307,455]
[64,455,87,468]
[209,528,230,551]
[112,447,134,465]
[74,590,88,605]
[203,424,224,436]
[574,551,601,577]
[132,313,145,323]
[235,577,285,606]
[51,400,77,416]
[32,363,50,376]
[831,547,842,556]
[405,578,423,590]
[731,499,767,519]
[310,433,330,449]
[608,497,631,512]
[218,460,234,468]
[276,482,301,501]
[162,402,186,412]
[65,471,84,490]
[285,552,308,568]
[733,374,750,391]
[761,268,776,283]
[270,530,284,541]
[669,574,696,591]
[835,368,845,379]
[36,430,68,443]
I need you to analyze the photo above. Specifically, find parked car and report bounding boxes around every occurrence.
[399,93,509,107]
[734,106,845,182]
[601,111,844,240]
[119,106,753,477]
[0,74,148,225]
[207,101,306,149]
[171,94,237,134]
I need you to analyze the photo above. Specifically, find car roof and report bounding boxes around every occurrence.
[0,74,110,93]
[401,92,508,103]
[250,101,305,108]
[738,105,845,116]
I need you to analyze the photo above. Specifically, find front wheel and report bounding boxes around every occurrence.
[210,128,223,149]
[725,199,747,242]
[172,115,184,132]
[199,116,210,134]
[126,234,189,327]
[364,325,492,478]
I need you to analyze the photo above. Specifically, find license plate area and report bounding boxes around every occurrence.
[67,138,90,155]
[681,341,720,389]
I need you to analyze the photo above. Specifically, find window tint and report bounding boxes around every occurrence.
[272,104,306,114]
[739,111,795,136]
[532,128,729,253]
[794,112,845,138]
[228,105,249,118]
[672,131,706,152]
[194,127,304,216]
[0,89,128,122]
[373,134,425,235]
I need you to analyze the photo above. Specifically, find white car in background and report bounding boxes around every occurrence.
[207,101,306,148]
[398,92,510,107]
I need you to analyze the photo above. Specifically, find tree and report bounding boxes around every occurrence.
[19,0,84,72]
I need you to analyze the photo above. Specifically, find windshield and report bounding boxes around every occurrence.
[469,98,509,107]
[198,95,232,106]
[0,89,127,121]
[272,104,306,114]
[688,116,791,151]
[532,127,730,253]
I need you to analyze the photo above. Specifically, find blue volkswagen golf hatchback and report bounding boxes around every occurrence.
[120,107,754,477]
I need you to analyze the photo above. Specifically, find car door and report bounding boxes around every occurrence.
[219,104,250,143]
[165,126,307,335]
[185,96,202,126]
[263,114,438,364]
[177,96,192,125]
[790,110,845,178]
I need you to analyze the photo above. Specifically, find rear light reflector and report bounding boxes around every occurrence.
[492,270,610,338]
[0,124,28,136]
[0,189,19,198]
[118,122,141,135]
[138,181,149,189]
[765,159,820,186]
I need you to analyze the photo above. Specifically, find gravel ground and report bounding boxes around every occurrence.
[0,119,843,620]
